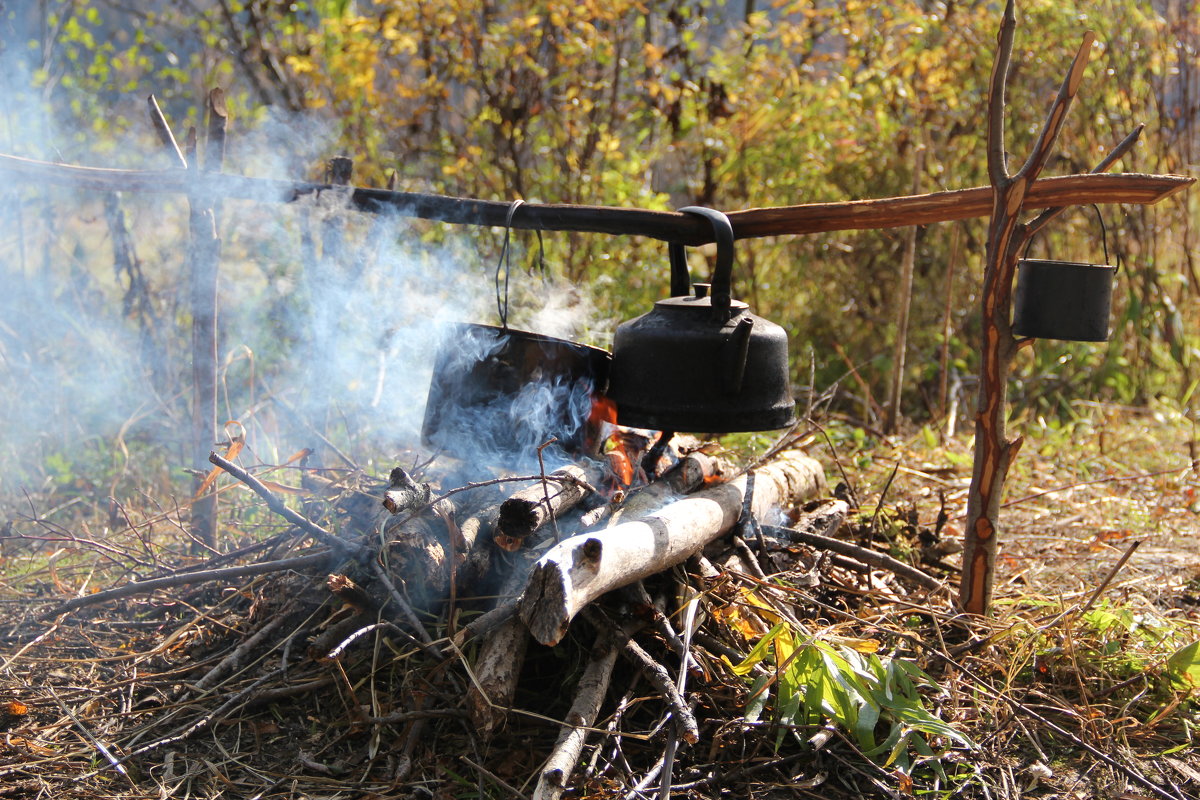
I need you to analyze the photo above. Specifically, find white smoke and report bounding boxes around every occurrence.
[0,26,608,494]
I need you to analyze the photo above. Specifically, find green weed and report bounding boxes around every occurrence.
[727,621,973,780]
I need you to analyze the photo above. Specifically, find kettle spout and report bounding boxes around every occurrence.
[723,316,754,395]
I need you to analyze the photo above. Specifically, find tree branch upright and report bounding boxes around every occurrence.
[960,2,1143,614]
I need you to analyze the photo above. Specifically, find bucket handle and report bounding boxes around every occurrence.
[493,200,547,329]
[1023,203,1120,274]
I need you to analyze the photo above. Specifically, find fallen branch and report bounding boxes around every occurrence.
[208,452,364,558]
[582,607,699,746]
[520,451,825,646]
[532,630,622,800]
[760,521,945,592]
[42,551,333,619]
[465,609,530,738]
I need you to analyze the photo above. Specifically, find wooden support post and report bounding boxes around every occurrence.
[960,2,1143,614]
[885,145,926,433]
[187,89,228,550]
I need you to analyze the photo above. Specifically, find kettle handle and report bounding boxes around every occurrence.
[671,206,735,314]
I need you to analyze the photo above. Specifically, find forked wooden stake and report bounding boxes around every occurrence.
[960,1,1144,614]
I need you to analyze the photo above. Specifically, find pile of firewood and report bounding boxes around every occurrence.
[311,433,825,795]
[36,428,960,798]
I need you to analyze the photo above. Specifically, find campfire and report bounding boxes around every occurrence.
[1,204,967,798]
[6,345,977,800]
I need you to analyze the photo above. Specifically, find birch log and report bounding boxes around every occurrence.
[602,451,729,528]
[519,451,825,646]
[494,463,603,549]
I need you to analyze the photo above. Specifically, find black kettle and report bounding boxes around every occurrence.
[606,206,795,433]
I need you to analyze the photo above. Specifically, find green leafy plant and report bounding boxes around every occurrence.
[1166,640,1200,693]
[727,622,973,779]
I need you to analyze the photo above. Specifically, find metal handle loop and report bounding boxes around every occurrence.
[669,206,736,315]
[1023,203,1115,272]
[494,198,524,329]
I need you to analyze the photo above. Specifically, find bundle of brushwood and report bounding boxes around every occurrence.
[28,433,956,800]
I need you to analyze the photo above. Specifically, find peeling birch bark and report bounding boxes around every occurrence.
[519,451,825,646]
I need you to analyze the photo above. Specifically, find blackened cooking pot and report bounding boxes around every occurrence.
[421,323,611,462]
[1012,259,1117,342]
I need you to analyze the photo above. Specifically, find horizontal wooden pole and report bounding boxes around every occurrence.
[0,152,1190,244]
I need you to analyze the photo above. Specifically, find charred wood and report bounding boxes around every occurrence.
[495,463,603,550]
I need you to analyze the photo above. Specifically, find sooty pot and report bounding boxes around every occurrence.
[421,323,611,461]
[1012,258,1117,342]
[1012,207,1120,342]
[606,206,795,433]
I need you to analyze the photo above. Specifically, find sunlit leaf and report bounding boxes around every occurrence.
[744,673,771,724]
[725,622,787,676]
[1166,641,1200,691]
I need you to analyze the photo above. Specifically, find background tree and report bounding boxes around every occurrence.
[0,0,1195,490]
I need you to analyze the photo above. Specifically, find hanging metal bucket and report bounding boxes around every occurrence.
[1012,206,1119,342]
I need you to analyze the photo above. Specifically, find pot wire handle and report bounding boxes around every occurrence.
[1093,203,1111,269]
[495,198,524,330]
[1091,203,1123,275]
[1021,203,1112,269]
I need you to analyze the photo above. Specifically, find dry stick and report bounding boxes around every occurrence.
[885,145,926,434]
[759,524,944,592]
[537,437,561,542]
[938,223,963,434]
[465,568,535,737]
[0,152,1188,243]
[207,451,363,558]
[41,551,331,618]
[325,620,417,660]
[1026,123,1145,238]
[533,632,622,800]
[146,95,186,168]
[369,559,435,647]
[581,608,699,745]
[1002,462,1189,509]
[122,667,288,762]
[460,754,526,800]
[47,685,135,785]
[244,676,334,706]
[658,590,702,800]
[367,708,467,725]
[451,598,518,648]
[624,581,687,659]
[830,339,882,423]
[1062,539,1142,628]
[192,610,292,693]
